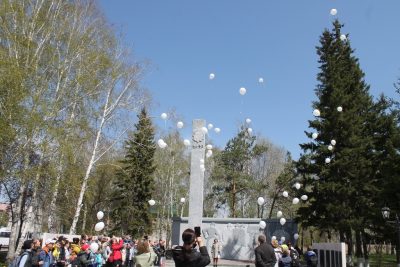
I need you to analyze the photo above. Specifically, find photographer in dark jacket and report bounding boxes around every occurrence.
[172,228,210,267]
[254,234,276,267]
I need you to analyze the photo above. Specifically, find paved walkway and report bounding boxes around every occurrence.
[165,259,253,267]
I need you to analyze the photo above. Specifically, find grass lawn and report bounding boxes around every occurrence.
[364,253,396,267]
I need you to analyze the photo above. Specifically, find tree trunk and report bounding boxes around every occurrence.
[231,179,236,218]
[268,191,279,219]
[48,157,63,233]
[15,157,44,252]
[81,205,87,233]
[69,88,111,234]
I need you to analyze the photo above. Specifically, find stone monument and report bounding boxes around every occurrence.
[188,119,206,228]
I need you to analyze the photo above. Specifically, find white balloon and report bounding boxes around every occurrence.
[94,222,105,232]
[312,132,318,140]
[206,150,213,158]
[200,164,205,169]
[292,198,300,205]
[148,199,156,206]
[282,191,289,198]
[301,195,308,201]
[258,77,264,83]
[328,145,333,151]
[257,197,265,206]
[325,157,331,164]
[180,197,186,203]
[161,113,168,120]
[331,139,336,146]
[294,233,299,240]
[279,218,286,226]
[201,127,208,134]
[340,35,347,41]
[157,139,167,149]
[272,236,277,240]
[207,123,213,130]
[177,121,184,129]
[277,211,283,218]
[337,106,343,112]
[247,128,253,135]
[214,128,221,134]
[313,109,321,117]
[294,182,301,190]
[90,242,99,252]
[200,159,205,164]
[330,8,337,16]
[184,139,191,146]
[97,211,104,220]
[245,118,252,124]
[200,166,205,172]
[281,236,286,242]
[239,87,247,95]
[209,73,215,80]
[206,144,213,150]
[259,221,266,229]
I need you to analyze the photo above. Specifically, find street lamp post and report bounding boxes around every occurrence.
[381,206,400,267]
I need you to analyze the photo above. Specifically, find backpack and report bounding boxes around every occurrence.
[10,251,31,267]
[289,249,300,267]
[309,254,318,267]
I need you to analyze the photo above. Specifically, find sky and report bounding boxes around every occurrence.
[99,0,400,159]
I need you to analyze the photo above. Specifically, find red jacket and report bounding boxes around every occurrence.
[110,240,123,261]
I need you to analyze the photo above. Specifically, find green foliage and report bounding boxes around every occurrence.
[296,20,400,255]
[210,126,258,217]
[111,108,156,236]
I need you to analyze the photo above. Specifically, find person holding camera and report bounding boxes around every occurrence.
[172,228,210,267]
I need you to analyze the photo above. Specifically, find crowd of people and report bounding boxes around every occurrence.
[14,235,166,267]
[255,234,317,267]
[13,230,317,267]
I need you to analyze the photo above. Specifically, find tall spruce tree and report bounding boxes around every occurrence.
[111,108,156,235]
[296,20,377,259]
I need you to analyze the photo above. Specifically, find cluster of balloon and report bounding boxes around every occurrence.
[157,139,167,149]
[259,220,266,229]
[94,211,105,236]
